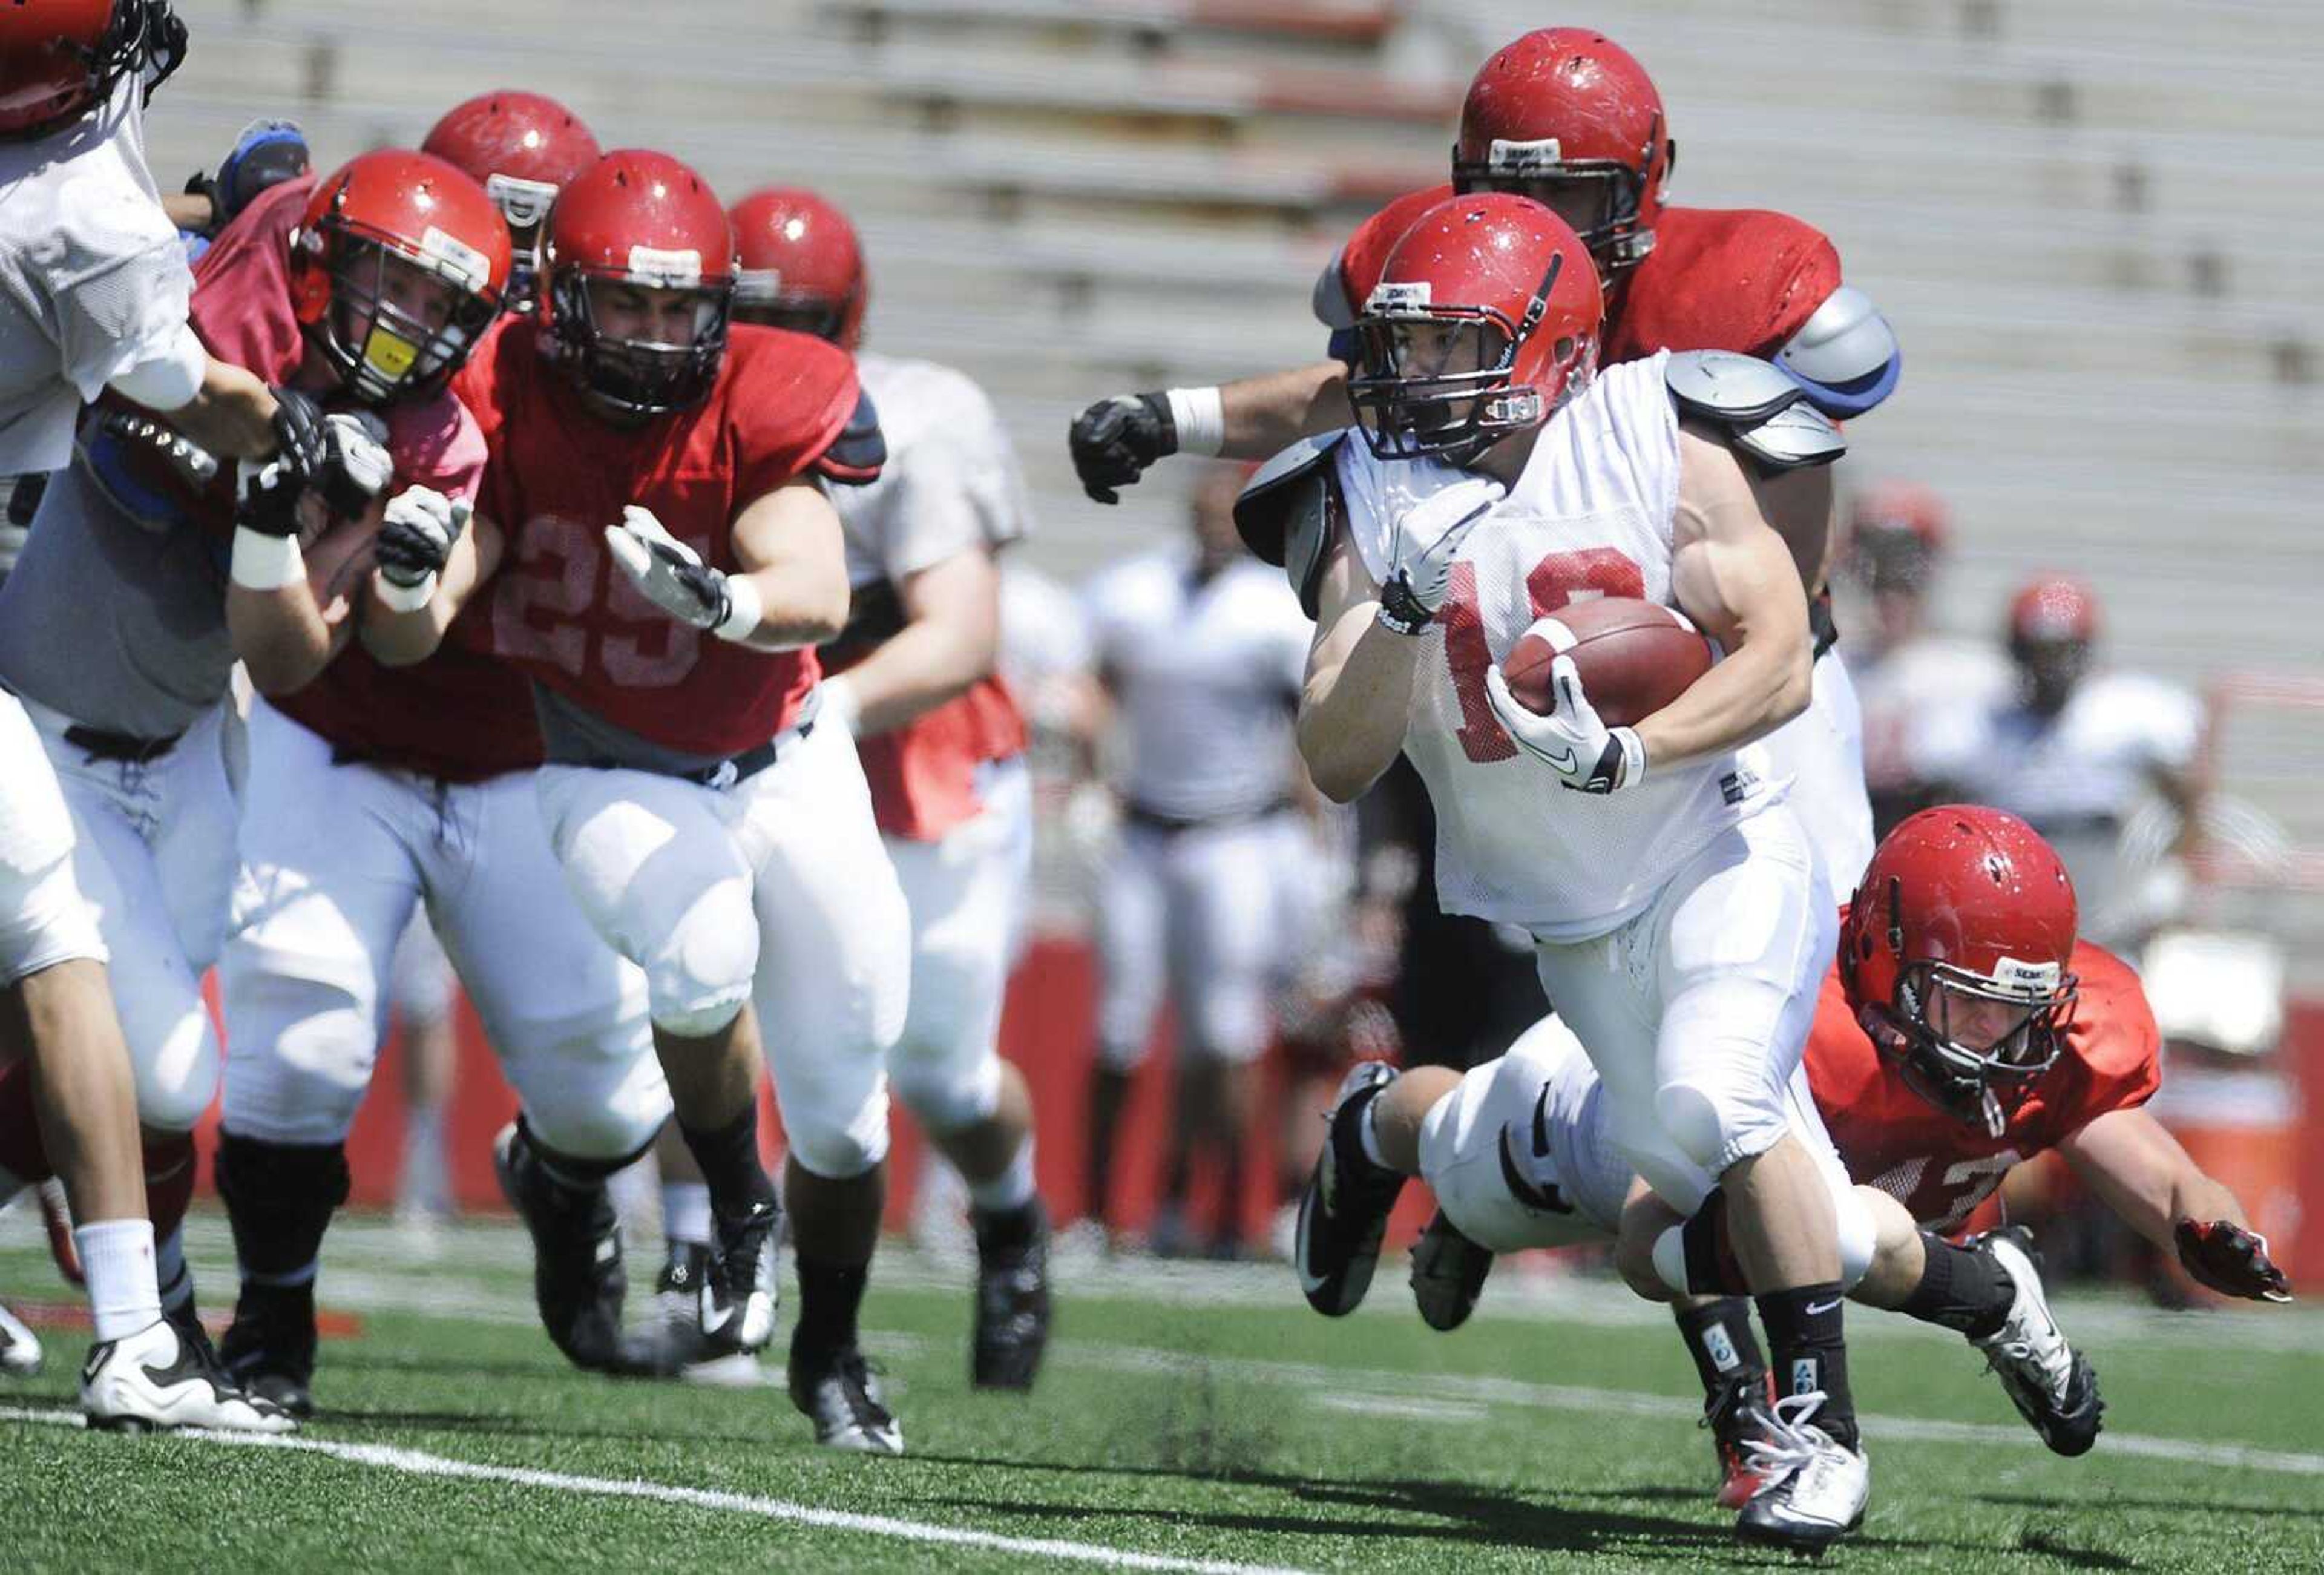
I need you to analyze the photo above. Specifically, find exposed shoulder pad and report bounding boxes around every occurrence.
[1666,350,1846,471]
[1234,429,1348,620]
[815,388,887,485]
[1775,284,1902,419]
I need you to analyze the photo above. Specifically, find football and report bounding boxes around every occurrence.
[1502,597,1716,727]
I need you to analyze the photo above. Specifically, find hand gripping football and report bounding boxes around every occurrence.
[1502,597,1715,728]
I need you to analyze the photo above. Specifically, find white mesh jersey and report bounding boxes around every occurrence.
[1082,551,1310,821]
[1336,352,1774,941]
[0,76,191,476]
[833,352,1029,590]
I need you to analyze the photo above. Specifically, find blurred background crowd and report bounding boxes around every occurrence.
[8,0,2316,1295]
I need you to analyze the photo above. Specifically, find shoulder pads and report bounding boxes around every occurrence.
[1234,429,1348,619]
[1775,284,1902,419]
[1665,351,1846,472]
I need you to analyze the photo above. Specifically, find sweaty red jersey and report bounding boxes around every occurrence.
[1807,940,2162,1232]
[458,319,861,758]
[1333,189,1840,366]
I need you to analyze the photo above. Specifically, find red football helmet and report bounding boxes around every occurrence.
[728,186,867,349]
[1846,479,1950,593]
[1345,193,1603,464]
[1450,28,1672,277]
[1,0,183,141]
[543,149,736,416]
[288,150,511,406]
[2009,574,2101,648]
[1840,806,2081,1136]
[422,90,600,309]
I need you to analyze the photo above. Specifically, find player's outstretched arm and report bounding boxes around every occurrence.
[155,355,287,461]
[2060,1108,2292,1300]
[1645,426,1816,769]
[824,547,1000,738]
[1069,362,1348,502]
[1295,526,1422,803]
[723,479,853,651]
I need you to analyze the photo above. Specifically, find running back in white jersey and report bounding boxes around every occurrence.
[1335,352,1774,941]
[832,352,1029,590]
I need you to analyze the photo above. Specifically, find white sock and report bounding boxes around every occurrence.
[967,1140,1037,1214]
[1357,1097,1391,1171]
[155,1225,190,1310]
[76,1218,161,1343]
[662,1180,712,1249]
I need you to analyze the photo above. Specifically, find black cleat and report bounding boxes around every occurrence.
[971,1200,1052,1391]
[790,1338,902,1453]
[1704,1370,1778,1510]
[1410,1210,1494,1332]
[1969,1226,2104,1456]
[1294,1062,1405,1317]
[218,1279,318,1420]
[700,1199,780,1358]
[494,1122,629,1372]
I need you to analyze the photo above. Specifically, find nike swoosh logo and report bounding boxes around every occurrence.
[700,1300,737,1335]
[1541,745,1579,774]
[1531,1085,1554,1159]
[1805,1298,1843,1316]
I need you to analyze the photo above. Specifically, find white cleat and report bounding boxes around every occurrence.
[80,1318,299,1434]
[1,1299,42,1378]
[1733,1392,1868,1554]
[1969,1226,2103,1455]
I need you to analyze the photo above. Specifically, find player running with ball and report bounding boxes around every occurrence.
[1278,191,1868,1551]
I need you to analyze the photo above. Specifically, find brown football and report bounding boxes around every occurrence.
[1502,597,1716,727]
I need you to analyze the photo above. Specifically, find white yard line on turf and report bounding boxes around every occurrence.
[0,1406,1313,1575]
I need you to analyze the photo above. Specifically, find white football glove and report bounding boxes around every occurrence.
[1376,476,1503,635]
[605,505,760,640]
[1484,653,1644,794]
[320,411,394,515]
[373,486,470,590]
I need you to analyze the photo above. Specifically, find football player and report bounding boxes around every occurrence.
[194,149,675,1416]
[0,0,340,1432]
[617,185,1049,1390]
[1315,808,2289,1493]
[1078,462,1317,1258]
[1277,192,1868,1550]
[376,150,911,1452]
[421,90,602,315]
[3,143,521,1423]
[1911,576,2204,949]
[1072,26,1886,891]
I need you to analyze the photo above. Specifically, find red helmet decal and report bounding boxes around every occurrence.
[1451,28,1672,276]
[728,186,867,349]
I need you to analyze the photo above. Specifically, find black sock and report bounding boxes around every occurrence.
[1756,1282,1857,1451]
[518,1116,642,1191]
[214,1131,350,1284]
[1674,1298,1766,1398]
[793,1255,870,1356]
[1898,1232,2016,1339]
[676,1105,777,1218]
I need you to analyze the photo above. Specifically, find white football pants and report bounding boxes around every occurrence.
[536,716,910,1180]
[1529,801,1837,1217]
[0,689,105,983]
[220,699,668,1160]
[1756,650,1874,897]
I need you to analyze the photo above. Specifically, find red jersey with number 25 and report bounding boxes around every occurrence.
[457,319,862,757]
[1807,938,2161,1234]
[1334,189,1840,367]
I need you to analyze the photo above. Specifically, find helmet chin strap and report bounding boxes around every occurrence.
[1979,1083,2008,1140]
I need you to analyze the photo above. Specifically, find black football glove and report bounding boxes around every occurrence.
[1069,392,1175,505]
[268,386,329,483]
[2175,1218,2292,1303]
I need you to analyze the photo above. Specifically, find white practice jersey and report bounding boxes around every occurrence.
[1336,352,1774,941]
[1083,551,1310,822]
[833,352,1029,590]
[1847,634,2013,800]
[1910,670,2201,829]
[0,76,192,475]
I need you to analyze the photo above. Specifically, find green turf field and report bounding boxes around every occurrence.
[1,1211,2316,1573]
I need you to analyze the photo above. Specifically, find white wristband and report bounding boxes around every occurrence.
[230,527,306,590]
[1614,726,1646,788]
[1166,385,1227,456]
[713,572,763,643]
[372,569,438,613]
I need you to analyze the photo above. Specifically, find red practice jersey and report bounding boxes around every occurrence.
[459,319,862,758]
[156,176,516,780]
[1806,940,2162,1232]
[1333,189,1841,366]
